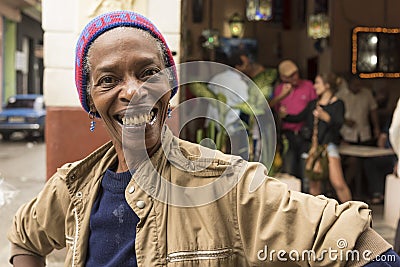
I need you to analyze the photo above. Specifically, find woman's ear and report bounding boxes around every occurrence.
[90,105,98,114]
[325,83,331,90]
[87,95,97,113]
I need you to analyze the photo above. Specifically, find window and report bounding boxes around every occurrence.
[352,27,400,78]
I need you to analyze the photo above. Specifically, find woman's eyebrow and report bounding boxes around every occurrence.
[92,55,162,74]
[133,55,163,68]
[91,59,120,74]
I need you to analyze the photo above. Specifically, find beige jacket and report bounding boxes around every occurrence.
[9,127,390,266]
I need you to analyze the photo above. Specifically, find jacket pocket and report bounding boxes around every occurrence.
[166,248,233,263]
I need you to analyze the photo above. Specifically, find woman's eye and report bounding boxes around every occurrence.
[98,76,119,87]
[142,68,161,80]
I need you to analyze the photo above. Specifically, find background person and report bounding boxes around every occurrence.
[390,98,400,177]
[363,116,396,204]
[337,77,380,145]
[389,97,400,254]
[7,11,399,267]
[228,49,279,170]
[206,51,250,159]
[229,49,278,107]
[337,77,380,199]
[280,73,352,203]
[273,60,317,184]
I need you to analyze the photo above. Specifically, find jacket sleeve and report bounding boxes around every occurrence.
[326,100,345,129]
[236,162,391,266]
[7,172,70,264]
[284,100,314,123]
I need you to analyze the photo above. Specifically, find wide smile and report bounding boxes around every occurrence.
[115,108,158,128]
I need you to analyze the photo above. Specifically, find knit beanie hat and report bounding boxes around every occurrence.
[75,10,178,114]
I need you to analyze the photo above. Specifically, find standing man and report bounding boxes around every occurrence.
[337,77,380,145]
[273,60,317,182]
[336,77,380,199]
[229,49,278,167]
[206,52,250,159]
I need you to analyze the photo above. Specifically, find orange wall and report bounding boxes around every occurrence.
[45,107,110,179]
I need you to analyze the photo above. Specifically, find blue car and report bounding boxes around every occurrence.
[0,94,46,141]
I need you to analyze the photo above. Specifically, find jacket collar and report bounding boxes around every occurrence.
[63,126,175,193]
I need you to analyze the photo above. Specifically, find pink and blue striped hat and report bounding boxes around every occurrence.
[75,10,178,113]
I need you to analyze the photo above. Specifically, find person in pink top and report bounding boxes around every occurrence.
[272,60,317,183]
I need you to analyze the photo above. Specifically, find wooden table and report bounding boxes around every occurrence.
[339,144,395,201]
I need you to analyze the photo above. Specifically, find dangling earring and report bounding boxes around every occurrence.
[167,104,172,118]
[89,111,96,132]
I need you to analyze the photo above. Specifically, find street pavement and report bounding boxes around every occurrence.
[0,136,396,266]
[0,136,64,266]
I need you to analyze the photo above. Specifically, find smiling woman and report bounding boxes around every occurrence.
[7,10,400,267]
[86,27,171,172]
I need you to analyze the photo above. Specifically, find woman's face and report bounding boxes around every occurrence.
[87,27,171,163]
[314,75,327,96]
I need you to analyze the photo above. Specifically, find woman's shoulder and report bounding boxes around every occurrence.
[175,138,239,165]
[330,97,344,107]
[48,141,115,194]
[325,98,345,115]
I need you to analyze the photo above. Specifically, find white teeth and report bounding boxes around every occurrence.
[122,111,154,126]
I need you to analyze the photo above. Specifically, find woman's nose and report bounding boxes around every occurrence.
[119,80,147,102]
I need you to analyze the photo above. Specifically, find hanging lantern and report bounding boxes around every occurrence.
[308,13,330,39]
[201,29,220,49]
[246,0,273,21]
[229,13,245,38]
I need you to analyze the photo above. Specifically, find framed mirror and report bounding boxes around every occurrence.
[352,27,400,78]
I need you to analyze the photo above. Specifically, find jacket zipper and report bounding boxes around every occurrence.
[166,248,232,263]
[72,207,80,267]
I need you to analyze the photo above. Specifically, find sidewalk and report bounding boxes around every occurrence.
[1,182,66,266]
[0,141,64,266]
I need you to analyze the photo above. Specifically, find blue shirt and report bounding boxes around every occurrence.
[85,169,139,266]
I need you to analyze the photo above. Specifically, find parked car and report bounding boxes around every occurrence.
[0,94,46,141]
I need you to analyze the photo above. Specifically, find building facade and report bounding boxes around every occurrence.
[0,0,43,105]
